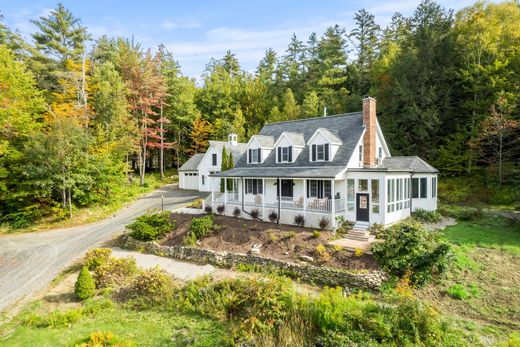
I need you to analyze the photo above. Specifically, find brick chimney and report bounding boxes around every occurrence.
[362,96,376,167]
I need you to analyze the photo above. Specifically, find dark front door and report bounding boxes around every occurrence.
[356,193,369,222]
[278,179,294,197]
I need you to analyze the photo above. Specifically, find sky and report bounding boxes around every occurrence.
[1,0,475,78]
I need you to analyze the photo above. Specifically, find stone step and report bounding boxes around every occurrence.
[346,235,375,242]
[349,230,370,236]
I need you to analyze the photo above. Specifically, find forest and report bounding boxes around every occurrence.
[0,1,519,228]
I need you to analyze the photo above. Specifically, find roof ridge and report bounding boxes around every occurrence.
[264,111,362,126]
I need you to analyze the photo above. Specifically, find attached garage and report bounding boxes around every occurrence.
[178,153,204,190]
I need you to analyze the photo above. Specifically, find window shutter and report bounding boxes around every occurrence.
[324,144,329,161]
[248,149,252,163]
[277,147,281,162]
[306,180,309,198]
[288,146,292,162]
[312,144,316,161]
[257,148,262,163]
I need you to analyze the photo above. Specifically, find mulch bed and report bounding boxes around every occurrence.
[163,213,378,271]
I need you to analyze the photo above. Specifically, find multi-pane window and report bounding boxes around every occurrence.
[358,179,368,192]
[432,177,437,198]
[358,145,363,162]
[248,148,261,163]
[371,179,379,213]
[202,175,205,185]
[346,179,355,211]
[307,180,331,199]
[378,147,382,159]
[212,153,217,166]
[420,177,427,198]
[387,178,410,212]
[412,177,428,198]
[277,146,292,163]
[311,144,329,161]
[245,179,263,195]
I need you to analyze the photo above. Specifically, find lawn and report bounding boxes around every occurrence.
[0,301,225,346]
[417,215,520,338]
[441,215,520,256]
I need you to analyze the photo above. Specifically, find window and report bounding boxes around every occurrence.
[358,145,363,162]
[212,153,217,166]
[346,179,355,211]
[387,178,408,212]
[432,177,437,198]
[311,143,329,162]
[248,148,261,163]
[202,175,205,185]
[358,179,368,192]
[277,146,292,163]
[378,147,382,159]
[420,177,427,198]
[412,178,419,198]
[245,179,263,195]
[371,179,379,213]
[307,180,331,199]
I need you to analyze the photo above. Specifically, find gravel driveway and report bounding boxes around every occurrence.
[0,184,206,312]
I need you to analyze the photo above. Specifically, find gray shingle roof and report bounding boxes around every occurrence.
[179,153,204,171]
[236,112,364,170]
[251,135,275,148]
[381,156,438,173]
[315,128,342,145]
[208,140,248,164]
[213,166,345,178]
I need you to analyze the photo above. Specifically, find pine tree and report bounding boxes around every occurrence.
[220,147,228,192]
[302,91,320,118]
[75,266,95,300]
[281,88,299,121]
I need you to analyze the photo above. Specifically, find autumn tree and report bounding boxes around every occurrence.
[189,117,211,155]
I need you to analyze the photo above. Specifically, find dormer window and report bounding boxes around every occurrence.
[277,146,292,163]
[248,148,262,164]
[311,143,329,162]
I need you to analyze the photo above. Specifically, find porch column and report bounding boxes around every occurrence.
[211,176,214,204]
[302,178,307,221]
[224,176,227,210]
[262,178,265,220]
[331,179,336,230]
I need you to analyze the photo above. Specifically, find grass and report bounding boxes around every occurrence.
[441,215,520,256]
[417,213,520,339]
[0,169,178,234]
[0,301,225,346]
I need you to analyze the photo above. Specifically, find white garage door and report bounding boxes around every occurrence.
[180,172,199,190]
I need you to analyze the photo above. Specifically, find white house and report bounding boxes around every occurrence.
[210,97,438,230]
[178,134,247,192]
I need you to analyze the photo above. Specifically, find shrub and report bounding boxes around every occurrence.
[319,217,330,230]
[84,248,112,271]
[368,223,384,237]
[294,214,305,226]
[412,208,442,223]
[312,230,321,239]
[127,267,176,306]
[190,215,213,239]
[127,211,173,241]
[75,331,134,347]
[182,233,197,246]
[335,216,354,234]
[372,220,452,286]
[75,266,96,300]
[446,284,469,300]
[204,205,212,214]
[268,210,278,222]
[233,207,241,217]
[216,204,225,214]
[94,257,138,288]
[315,244,331,261]
[250,208,260,219]
[354,248,364,257]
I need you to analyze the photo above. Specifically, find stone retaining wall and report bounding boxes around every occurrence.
[121,235,387,291]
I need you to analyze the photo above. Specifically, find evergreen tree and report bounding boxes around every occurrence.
[301,91,320,118]
[280,88,300,121]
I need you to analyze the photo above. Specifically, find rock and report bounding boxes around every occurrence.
[283,251,289,255]
[299,255,314,262]
[250,243,262,255]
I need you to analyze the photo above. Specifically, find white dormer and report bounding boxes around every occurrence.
[228,133,238,146]
[274,132,305,163]
[246,135,274,164]
[307,128,342,162]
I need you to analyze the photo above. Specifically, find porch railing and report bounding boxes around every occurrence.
[218,194,344,213]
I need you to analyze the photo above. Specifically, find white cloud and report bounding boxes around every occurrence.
[161,19,201,30]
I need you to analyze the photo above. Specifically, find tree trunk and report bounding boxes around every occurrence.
[67,188,72,218]
[499,129,503,189]
[176,129,181,172]
[62,188,67,210]
[160,105,164,180]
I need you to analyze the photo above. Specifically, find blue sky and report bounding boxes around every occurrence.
[1,0,474,78]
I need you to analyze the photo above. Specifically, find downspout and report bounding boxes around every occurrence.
[410,171,414,214]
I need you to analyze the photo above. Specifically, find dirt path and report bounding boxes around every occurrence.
[0,185,206,313]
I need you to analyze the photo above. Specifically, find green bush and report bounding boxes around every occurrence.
[127,267,177,306]
[127,211,173,241]
[446,284,469,300]
[75,266,96,300]
[412,208,442,223]
[93,257,138,288]
[312,230,321,239]
[335,216,354,234]
[84,248,112,270]
[372,220,452,286]
[189,215,213,240]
